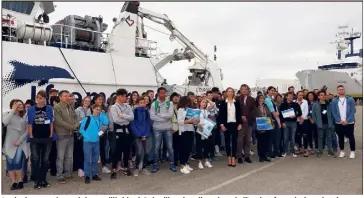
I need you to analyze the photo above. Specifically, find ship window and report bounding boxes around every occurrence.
[2,2,34,15]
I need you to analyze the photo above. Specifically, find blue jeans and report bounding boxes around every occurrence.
[154,130,174,164]
[83,142,99,177]
[284,122,297,154]
[135,138,149,170]
[6,147,25,171]
[148,129,155,163]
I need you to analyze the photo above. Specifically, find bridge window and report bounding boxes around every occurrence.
[2,2,34,15]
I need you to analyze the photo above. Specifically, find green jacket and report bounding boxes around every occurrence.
[312,101,334,129]
[54,102,78,137]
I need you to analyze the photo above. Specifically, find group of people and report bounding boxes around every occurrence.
[2,83,357,191]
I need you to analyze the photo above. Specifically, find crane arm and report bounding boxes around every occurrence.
[138,7,209,64]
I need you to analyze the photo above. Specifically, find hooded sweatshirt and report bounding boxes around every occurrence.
[79,113,109,143]
[130,106,151,137]
[150,99,174,131]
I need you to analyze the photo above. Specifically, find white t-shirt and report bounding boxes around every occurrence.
[227,100,236,123]
[338,97,347,122]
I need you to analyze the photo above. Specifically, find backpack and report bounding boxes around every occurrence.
[154,100,171,113]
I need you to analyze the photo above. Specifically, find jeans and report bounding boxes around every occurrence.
[6,147,25,171]
[273,121,282,156]
[49,141,57,175]
[56,136,74,179]
[30,138,52,182]
[317,124,333,153]
[135,138,148,170]
[154,130,174,164]
[83,142,99,177]
[148,129,155,163]
[284,121,297,154]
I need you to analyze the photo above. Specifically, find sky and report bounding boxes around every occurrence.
[49,2,362,89]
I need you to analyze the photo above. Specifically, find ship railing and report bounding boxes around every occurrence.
[51,24,110,52]
[135,37,158,58]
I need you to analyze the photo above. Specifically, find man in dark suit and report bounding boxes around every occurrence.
[236,84,256,163]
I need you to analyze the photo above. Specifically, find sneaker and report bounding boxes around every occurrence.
[282,153,287,157]
[56,178,66,184]
[117,166,125,172]
[180,166,191,174]
[134,169,139,177]
[339,151,345,158]
[250,150,255,155]
[215,152,223,157]
[33,182,41,189]
[170,163,177,172]
[198,161,204,169]
[349,151,355,159]
[270,155,276,159]
[123,169,133,177]
[142,168,151,175]
[17,182,24,189]
[85,176,90,184]
[151,164,159,173]
[328,152,337,158]
[92,175,102,181]
[276,154,284,158]
[102,166,111,174]
[245,158,253,163]
[237,158,244,164]
[110,172,117,180]
[66,175,76,181]
[292,153,298,158]
[190,154,197,161]
[303,151,309,157]
[11,183,18,190]
[78,169,85,177]
[40,181,50,188]
[264,157,272,162]
[186,164,193,171]
[204,160,213,168]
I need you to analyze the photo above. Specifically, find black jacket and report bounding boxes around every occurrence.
[280,101,302,122]
[218,99,243,126]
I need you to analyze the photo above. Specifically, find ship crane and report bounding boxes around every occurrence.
[136,4,218,88]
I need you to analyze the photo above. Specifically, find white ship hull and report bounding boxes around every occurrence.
[296,69,363,97]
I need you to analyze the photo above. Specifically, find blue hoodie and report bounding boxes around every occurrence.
[331,96,356,123]
[130,106,151,137]
[79,112,109,143]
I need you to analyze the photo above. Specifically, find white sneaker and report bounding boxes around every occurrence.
[117,166,125,172]
[142,168,151,175]
[180,166,190,174]
[282,153,287,157]
[204,160,213,168]
[349,151,355,159]
[339,151,345,158]
[292,153,298,158]
[186,164,194,171]
[250,150,255,155]
[78,169,84,177]
[215,152,223,157]
[133,169,139,177]
[102,166,111,174]
[198,161,204,169]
